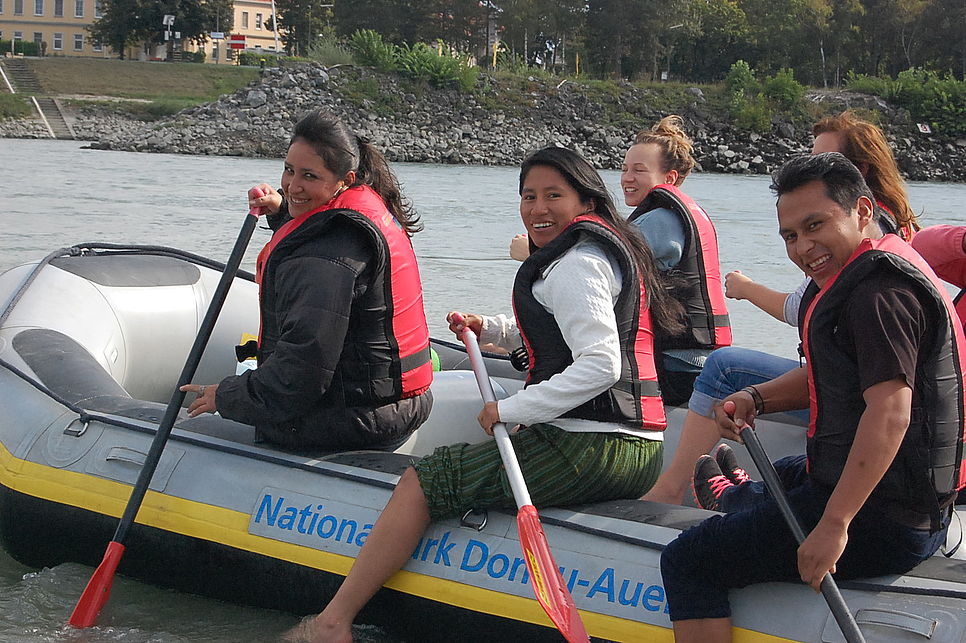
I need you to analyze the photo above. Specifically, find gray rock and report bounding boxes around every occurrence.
[246,90,267,107]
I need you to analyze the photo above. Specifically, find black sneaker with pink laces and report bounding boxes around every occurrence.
[692,455,734,511]
[713,443,751,485]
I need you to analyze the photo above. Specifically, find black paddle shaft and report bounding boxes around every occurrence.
[113,213,259,544]
[741,427,867,643]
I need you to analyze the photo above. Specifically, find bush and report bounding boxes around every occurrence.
[395,42,478,91]
[496,50,528,74]
[730,89,773,132]
[307,30,354,66]
[763,68,804,110]
[725,60,758,97]
[236,51,309,67]
[190,50,206,64]
[349,29,398,72]
[0,93,32,119]
[844,72,890,97]
[0,39,41,56]
[848,68,966,137]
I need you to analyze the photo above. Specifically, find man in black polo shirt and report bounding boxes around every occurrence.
[660,152,965,643]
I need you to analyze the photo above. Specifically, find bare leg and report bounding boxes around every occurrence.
[642,410,720,504]
[283,467,431,643]
[673,617,732,643]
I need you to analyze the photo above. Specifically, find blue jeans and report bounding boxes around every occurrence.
[687,346,807,422]
[661,457,948,621]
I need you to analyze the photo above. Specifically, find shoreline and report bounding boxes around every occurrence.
[4,63,965,182]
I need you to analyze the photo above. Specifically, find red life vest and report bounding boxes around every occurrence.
[875,201,916,242]
[800,235,966,527]
[256,185,432,400]
[629,184,731,349]
[512,214,666,430]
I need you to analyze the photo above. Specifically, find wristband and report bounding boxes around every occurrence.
[741,385,766,416]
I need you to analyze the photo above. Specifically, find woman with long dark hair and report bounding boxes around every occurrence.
[181,109,433,453]
[284,147,683,642]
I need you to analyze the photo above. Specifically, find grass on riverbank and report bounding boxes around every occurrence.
[24,57,259,103]
[0,93,32,119]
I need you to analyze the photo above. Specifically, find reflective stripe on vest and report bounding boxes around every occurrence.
[801,235,966,500]
[256,186,432,399]
[629,184,731,349]
[512,214,665,430]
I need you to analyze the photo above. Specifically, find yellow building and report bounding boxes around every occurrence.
[0,0,283,62]
[199,0,282,64]
[0,0,111,57]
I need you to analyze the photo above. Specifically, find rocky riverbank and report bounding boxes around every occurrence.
[5,62,966,181]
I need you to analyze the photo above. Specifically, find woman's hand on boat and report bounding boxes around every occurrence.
[248,183,282,216]
[477,401,501,435]
[713,396,755,442]
[180,383,218,417]
[797,517,848,592]
[447,311,483,338]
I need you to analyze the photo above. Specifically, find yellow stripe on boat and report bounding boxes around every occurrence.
[0,440,797,643]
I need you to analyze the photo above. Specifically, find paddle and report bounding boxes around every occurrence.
[723,400,866,643]
[69,189,266,628]
[453,314,590,643]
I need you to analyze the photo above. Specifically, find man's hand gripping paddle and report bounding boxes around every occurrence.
[454,314,590,643]
[68,189,267,628]
[722,400,866,643]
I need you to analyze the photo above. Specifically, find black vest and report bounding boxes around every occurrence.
[799,237,966,528]
[512,215,666,430]
[629,185,731,349]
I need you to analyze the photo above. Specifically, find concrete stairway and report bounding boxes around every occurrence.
[1,58,74,139]
[34,96,75,138]
[2,58,43,93]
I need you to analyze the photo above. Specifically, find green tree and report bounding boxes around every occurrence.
[333,0,427,45]
[87,0,145,59]
[276,0,334,56]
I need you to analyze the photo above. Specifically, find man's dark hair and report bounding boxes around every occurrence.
[770,152,875,213]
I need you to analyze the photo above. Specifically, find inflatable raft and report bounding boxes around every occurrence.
[0,243,964,642]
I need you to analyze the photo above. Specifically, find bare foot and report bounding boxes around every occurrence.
[281,614,353,643]
[641,484,686,505]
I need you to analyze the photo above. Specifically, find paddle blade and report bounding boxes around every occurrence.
[517,505,590,643]
[68,541,126,628]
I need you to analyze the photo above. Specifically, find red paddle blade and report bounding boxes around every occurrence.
[517,505,590,643]
[68,540,126,628]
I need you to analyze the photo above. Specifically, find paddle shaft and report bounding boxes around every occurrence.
[741,427,866,643]
[455,316,589,643]
[111,212,258,541]
[460,327,531,508]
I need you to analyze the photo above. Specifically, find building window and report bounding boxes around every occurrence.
[255,13,262,29]
[13,30,22,40]
[0,0,3,14]
[92,42,101,52]
[33,0,41,14]
[73,33,82,50]
[73,0,81,17]
[14,0,22,15]
[53,31,62,50]
[93,0,99,17]
[241,11,248,28]
[54,0,62,15]
[33,31,42,44]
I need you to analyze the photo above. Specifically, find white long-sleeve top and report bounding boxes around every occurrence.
[481,236,663,440]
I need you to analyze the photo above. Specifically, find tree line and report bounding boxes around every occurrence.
[321,0,965,83]
[88,0,965,84]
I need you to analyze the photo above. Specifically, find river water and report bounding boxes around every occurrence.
[1,139,964,641]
